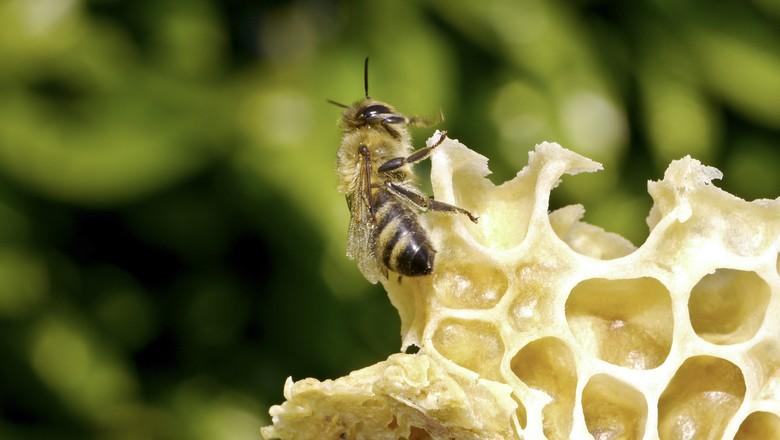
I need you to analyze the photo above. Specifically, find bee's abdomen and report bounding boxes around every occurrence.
[373,189,435,277]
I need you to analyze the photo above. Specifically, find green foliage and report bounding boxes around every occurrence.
[0,0,777,438]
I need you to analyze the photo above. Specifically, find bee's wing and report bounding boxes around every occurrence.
[346,155,385,284]
[346,195,383,284]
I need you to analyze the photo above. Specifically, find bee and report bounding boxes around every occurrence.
[330,58,478,284]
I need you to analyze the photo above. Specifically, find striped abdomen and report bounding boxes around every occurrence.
[372,189,435,277]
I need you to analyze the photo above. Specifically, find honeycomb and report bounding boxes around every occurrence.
[262,133,780,440]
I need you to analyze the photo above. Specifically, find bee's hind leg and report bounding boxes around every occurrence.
[386,182,478,223]
[425,198,479,223]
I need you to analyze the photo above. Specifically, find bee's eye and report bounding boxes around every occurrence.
[359,104,392,120]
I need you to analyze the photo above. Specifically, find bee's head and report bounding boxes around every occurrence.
[328,57,408,131]
[346,98,406,128]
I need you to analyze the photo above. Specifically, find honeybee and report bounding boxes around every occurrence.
[330,58,478,284]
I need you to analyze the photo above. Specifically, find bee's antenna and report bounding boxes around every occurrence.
[326,99,349,108]
[363,57,370,98]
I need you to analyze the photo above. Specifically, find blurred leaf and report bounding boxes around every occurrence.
[638,30,720,167]
[691,28,780,128]
[29,314,137,419]
[0,249,47,317]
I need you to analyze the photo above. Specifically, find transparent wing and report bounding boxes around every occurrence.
[345,155,385,284]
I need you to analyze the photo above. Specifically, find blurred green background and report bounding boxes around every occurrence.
[0,0,778,438]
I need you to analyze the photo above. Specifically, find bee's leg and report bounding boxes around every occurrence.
[425,199,479,223]
[386,182,478,223]
[377,131,448,173]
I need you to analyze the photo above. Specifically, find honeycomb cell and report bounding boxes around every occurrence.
[432,260,507,309]
[658,356,746,440]
[565,277,673,369]
[508,265,556,333]
[581,374,647,440]
[509,291,544,333]
[734,412,780,440]
[431,319,504,381]
[510,338,576,440]
[688,269,770,345]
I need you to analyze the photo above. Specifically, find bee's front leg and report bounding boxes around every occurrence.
[377,131,448,173]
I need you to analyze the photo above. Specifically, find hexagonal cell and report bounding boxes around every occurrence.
[734,412,780,439]
[431,319,504,381]
[582,374,647,440]
[689,269,770,345]
[508,264,558,333]
[509,289,544,334]
[658,356,746,440]
[565,277,673,369]
[510,337,577,440]
[432,259,508,309]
